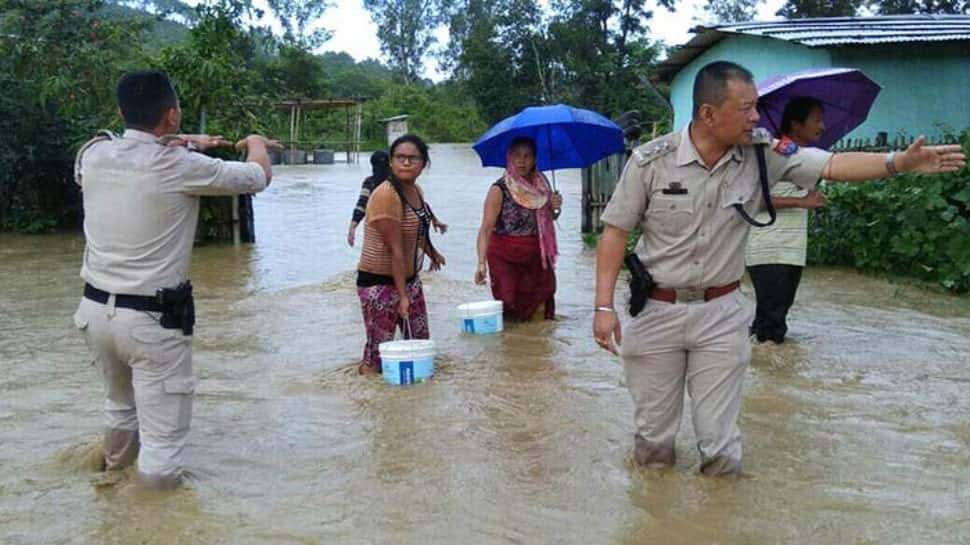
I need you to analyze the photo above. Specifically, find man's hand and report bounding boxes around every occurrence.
[235,135,284,153]
[798,191,826,209]
[900,136,966,174]
[593,310,622,355]
[162,134,232,150]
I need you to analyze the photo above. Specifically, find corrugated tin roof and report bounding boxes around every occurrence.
[657,15,970,81]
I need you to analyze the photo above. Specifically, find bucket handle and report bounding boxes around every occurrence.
[399,317,412,340]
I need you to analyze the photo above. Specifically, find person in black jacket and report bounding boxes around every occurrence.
[348,151,391,246]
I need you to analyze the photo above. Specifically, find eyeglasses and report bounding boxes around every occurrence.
[393,154,424,165]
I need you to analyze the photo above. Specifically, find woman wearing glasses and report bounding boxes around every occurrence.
[474,137,562,321]
[355,134,445,375]
[348,151,447,247]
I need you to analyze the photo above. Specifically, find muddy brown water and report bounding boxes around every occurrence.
[1,144,968,544]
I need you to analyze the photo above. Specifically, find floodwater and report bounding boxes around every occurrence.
[1,144,969,545]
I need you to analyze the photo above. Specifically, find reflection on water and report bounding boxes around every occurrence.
[1,144,969,544]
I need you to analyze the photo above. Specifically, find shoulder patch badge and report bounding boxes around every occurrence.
[634,139,675,166]
[773,135,798,157]
[74,130,116,186]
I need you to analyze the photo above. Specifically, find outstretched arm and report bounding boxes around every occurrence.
[823,137,965,182]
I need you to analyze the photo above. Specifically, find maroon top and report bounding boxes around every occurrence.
[492,178,538,237]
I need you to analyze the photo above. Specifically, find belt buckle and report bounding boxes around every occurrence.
[675,287,706,304]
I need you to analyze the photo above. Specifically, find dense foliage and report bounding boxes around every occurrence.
[809,134,970,293]
[0,0,483,233]
[0,0,146,231]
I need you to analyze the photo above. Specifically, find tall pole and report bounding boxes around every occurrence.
[289,105,296,150]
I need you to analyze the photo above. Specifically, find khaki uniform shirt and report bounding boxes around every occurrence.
[601,125,832,289]
[76,129,267,296]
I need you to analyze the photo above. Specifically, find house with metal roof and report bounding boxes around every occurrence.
[657,15,970,144]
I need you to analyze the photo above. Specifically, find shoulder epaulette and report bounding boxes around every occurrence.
[74,130,116,186]
[632,136,677,166]
[751,127,772,146]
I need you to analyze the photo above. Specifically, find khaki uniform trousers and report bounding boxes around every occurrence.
[620,289,753,476]
[73,296,195,488]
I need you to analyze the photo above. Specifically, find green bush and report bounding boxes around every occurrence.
[808,133,970,293]
[0,0,142,232]
[0,75,79,232]
[365,84,489,146]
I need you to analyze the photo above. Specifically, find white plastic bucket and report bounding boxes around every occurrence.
[379,339,436,385]
[457,300,504,334]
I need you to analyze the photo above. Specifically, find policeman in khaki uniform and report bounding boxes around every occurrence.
[73,71,281,489]
[593,61,965,476]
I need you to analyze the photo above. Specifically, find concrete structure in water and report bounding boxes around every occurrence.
[276,98,366,164]
[657,15,970,144]
[381,115,409,147]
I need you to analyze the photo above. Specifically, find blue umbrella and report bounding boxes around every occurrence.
[472,104,625,189]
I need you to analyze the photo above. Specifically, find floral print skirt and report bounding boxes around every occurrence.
[356,277,430,371]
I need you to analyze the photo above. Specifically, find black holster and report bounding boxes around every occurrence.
[625,253,655,317]
[155,281,195,336]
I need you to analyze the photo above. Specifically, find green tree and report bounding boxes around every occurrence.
[775,0,862,17]
[702,0,763,23]
[546,0,669,119]
[267,44,328,99]
[0,0,146,230]
[0,0,147,136]
[443,0,550,122]
[367,84,487,143]
[266,0,332,49]
[871,0,968,13]
[113,0,198,20]
[155,0,266,134]
[363,0,449,84]
[319,52,393,98]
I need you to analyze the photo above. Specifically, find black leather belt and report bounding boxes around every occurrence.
[83,283,164,312]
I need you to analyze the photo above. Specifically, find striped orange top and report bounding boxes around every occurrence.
[358,181,424,278]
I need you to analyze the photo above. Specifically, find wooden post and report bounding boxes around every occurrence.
[289,105,296,150]
[231,195,240,245]
[297,105,303,149]
[345,106,352,163]
[353,106,358,163]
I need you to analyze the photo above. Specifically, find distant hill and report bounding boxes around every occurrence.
[107,0,196,21]
[99,1,191,53]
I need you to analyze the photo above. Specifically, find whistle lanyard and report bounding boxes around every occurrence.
[732,144,778,228]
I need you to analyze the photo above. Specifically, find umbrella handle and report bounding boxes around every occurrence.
[546,125,557,192]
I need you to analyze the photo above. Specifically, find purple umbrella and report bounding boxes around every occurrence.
[757,67,881,150]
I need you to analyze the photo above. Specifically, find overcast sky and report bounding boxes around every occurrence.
[185,0,786,80]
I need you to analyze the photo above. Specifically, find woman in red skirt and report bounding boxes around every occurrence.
[474,137,562,321]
